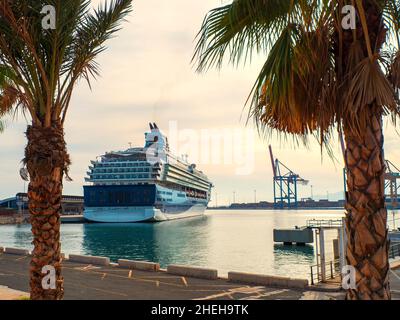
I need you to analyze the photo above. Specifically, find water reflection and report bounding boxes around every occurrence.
[272,244,315,278]
[0,210,346,279]
[82,216,210,267]
[273,244,314,259]
[10,224,32,249]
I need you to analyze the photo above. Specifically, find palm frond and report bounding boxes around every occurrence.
[0,0,133,126]
[343,56,397,132]
[58,0,133,120]
[193,0,300,72]
[383,0,400,49]
[0,64,21,130]
[389,50,400,89]
[195,0,400,151]
[249,23,336,142]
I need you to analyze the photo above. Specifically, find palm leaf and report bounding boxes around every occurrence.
[0,0,133,126]
[343,55,397,132]
[193,0,299,71]
[249,23,335,141]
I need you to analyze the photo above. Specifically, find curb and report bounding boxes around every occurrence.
[68,254,110,266]
[228,271,309,289]
[4,247,30,256]
[306,285,343,293]
[118,259,160,272]
[390,258,400,270]
[167,265,218,280]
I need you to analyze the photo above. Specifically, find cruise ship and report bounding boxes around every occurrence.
[83,123,213,223]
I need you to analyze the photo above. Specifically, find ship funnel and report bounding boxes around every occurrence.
[153,123,159,129]
[149,123,154,130]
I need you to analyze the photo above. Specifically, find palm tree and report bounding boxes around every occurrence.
[194,0,400,300]
[0,0,132,300]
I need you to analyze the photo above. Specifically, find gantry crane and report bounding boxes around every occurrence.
[343,158,400,229]
[269,146,309,208]
[384,160,400,210]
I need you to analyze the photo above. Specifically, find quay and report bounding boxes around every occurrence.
[0,249,346,300]
[0,248,399,299]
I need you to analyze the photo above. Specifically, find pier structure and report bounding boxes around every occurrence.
[268,145,309,209]
[274,218,346,284]
[306,219,346,284]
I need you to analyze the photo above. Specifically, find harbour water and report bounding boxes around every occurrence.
[0,209,349,280]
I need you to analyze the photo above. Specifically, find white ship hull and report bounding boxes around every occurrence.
[84,204,207,223]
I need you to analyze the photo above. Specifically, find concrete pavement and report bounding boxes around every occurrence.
[0,252,311,300]
[0,285,28,300]
[2,251,398,300]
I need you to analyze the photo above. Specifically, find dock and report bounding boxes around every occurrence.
[273,227,314,245]
[0,249,345,300]
[1,249,400,299]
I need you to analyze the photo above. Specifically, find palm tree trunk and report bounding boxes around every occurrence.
[343,107,391,300]
[25,121,69,300]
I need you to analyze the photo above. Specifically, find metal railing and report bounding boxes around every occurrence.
[310,259,340,285]
[310,243,400,285]
[306,219,343,229]
[387,216,400,231]
[390,242,400,259]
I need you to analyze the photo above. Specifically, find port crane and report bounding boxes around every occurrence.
[384,160,400,230]
[269,146,309,208]
[343,158,400,229]
[343,159,400,208]
[384,160,400,208]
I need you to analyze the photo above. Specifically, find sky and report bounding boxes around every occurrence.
[1,0,400,206]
